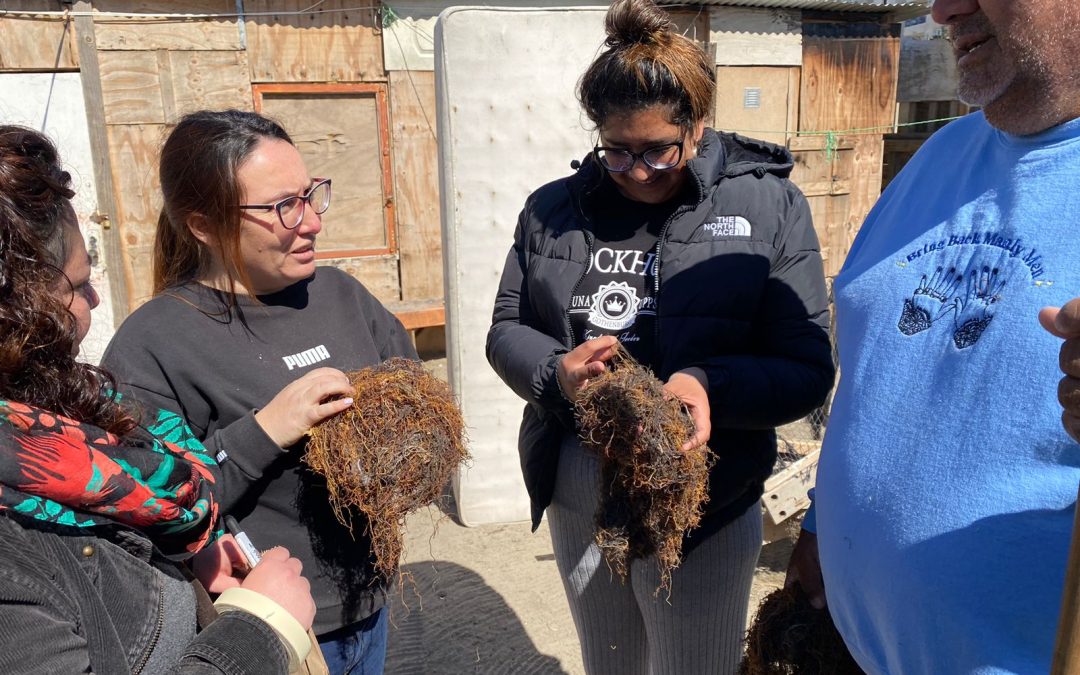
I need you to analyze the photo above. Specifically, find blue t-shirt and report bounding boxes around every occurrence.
[815,112,1080,674]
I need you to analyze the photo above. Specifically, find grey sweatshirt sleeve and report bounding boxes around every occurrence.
[101,342,285,514]
[694,186,835,429]
[486,205,574,423]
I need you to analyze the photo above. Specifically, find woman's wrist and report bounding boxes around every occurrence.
[214,587,311,670]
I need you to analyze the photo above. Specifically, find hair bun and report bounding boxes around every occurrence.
[604,0,672,48]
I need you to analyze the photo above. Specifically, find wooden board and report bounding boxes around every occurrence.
[389,70,442,303]
[316,255,400,306]
[98,50,164,124]
[763,449,820,525]
[789,135,857,277]
[714,66,799,145]
[846,134,884,256]
[167,50,252,119]
[92,0,242,51]
[257,88,391,254]
[709,6,801,67]
[668,7,710,45]
[0,3,79,70]
[800,37,900,134]
[244,0,384,83]
[106,123,165,309]
[897,36,957,103]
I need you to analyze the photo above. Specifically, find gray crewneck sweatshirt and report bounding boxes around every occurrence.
[102,268,418,635]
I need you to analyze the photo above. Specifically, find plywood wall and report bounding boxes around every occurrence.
[6,0,410,316]
[800,37,899,133]
[0,2,79,70]
[244,0,384,83]
[715,66,800,145]
[389,70,442,304]
[793,36,899,277]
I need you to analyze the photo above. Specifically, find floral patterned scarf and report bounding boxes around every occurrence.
[0,400,219,557]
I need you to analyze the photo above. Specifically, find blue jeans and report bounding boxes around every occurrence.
[318,608,388,675]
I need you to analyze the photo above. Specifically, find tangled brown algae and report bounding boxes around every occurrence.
[741,585,863,675]
[306,358,468,580]
[574,345,714,591]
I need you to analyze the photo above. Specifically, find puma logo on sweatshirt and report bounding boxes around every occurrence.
[282,344,331,371]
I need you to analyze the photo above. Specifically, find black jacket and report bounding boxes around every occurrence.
[486,129,835,539]
[0,514,288,674]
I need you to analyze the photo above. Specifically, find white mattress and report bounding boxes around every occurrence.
[437,6,607,525]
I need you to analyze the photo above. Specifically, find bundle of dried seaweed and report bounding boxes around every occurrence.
[741,586,863,675]
[575,345,714,591]
[306,358,468,580]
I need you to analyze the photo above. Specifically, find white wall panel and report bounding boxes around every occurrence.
[437,6,606,525]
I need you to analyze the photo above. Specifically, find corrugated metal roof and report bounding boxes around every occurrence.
[701,0,930,22]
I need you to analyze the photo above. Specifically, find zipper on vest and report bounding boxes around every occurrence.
[133,583,165,674]
[566,226,595,348]
[566,177,598,349]
[652,203,696,347]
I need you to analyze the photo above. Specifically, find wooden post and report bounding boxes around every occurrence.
[1052,484,1080,675]
[72,1,131,324]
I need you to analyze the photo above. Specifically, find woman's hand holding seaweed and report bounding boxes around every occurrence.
[255,367,354,448]
[664,368,711,451]
[557,335,620,401]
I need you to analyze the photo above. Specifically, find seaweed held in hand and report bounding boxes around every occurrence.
[306,358,469,580]
[741,585,864,675]
[575,345,714,591]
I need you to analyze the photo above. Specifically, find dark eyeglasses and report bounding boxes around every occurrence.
[593,142,683,173]
[239,178,332,230]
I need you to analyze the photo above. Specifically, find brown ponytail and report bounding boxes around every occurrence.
[579,0,715,131]
[153,109,291,296]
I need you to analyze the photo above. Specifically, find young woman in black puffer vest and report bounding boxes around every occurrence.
[486,1,835,672]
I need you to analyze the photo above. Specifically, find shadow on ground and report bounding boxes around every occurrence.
[385,560,569,675]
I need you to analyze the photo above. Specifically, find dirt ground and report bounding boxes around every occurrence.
[382,356,798,674]
[384,505,796,675]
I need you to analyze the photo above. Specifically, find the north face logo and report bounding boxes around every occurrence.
[703,216,751,238]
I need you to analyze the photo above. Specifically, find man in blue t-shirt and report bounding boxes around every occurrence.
[785,1,1080,672]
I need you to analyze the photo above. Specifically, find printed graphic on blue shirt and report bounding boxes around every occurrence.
[893,231,1055,349]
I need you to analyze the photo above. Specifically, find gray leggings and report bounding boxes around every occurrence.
[547,435,762,675]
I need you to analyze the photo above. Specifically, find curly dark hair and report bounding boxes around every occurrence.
[0,125,133,434]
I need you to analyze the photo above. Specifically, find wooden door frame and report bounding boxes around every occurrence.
[252,82,397,259]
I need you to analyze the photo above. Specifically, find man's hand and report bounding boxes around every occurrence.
[1039,299,1080,443]
[785,530,826,609]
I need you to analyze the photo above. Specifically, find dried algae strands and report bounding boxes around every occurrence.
[306,358,468,580]
[740,585,863,675]
[575,345,714,591]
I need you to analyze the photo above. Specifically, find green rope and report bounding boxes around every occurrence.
[381,3,399,29]
[728,115,968,159]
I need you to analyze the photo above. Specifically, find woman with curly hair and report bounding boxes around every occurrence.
[486,0,835,672]
[0,124,316,674]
